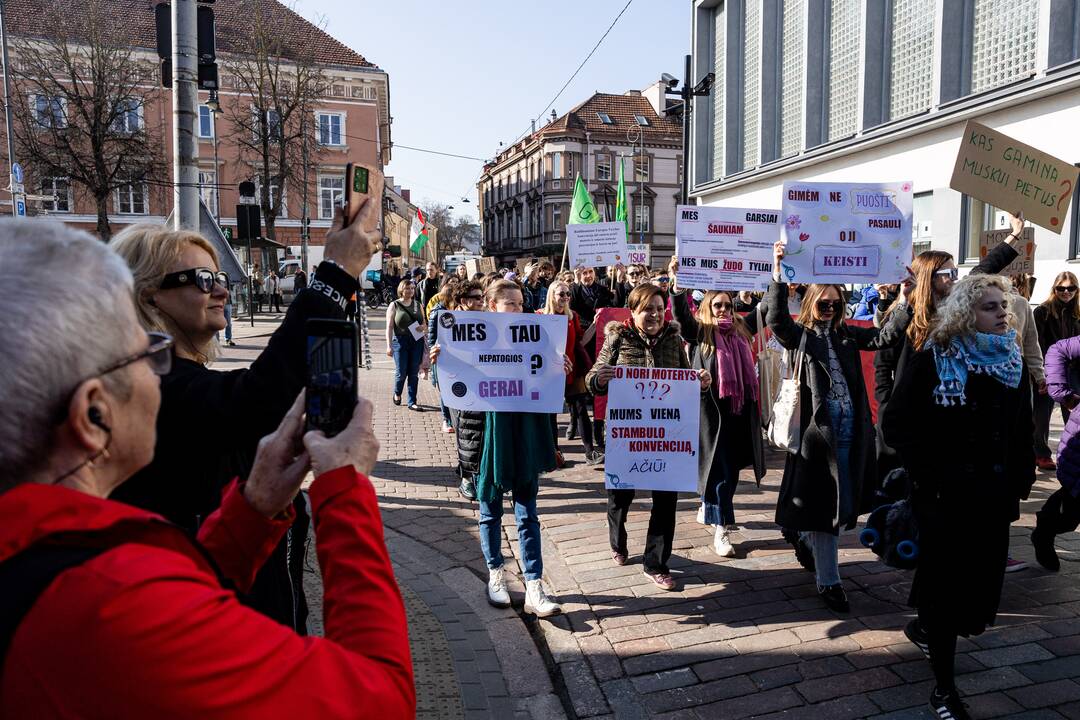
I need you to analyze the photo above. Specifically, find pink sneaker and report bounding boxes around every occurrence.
[1005,557,1028,573]
[644,570,677,591]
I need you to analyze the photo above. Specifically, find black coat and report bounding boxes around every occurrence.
[670,291,767,492]
[570,282,615,328]
[453,409,485,479]
[1033,302,1080,356]
[765,281,912,533]
[882,348,1035,636]
[111,261,359,631]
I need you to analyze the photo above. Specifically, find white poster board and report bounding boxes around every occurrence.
[675,205,779,291]
[436,311,568,413]
[567,221,629,268]
[778,181,913,284]
[604,367,700,492]
[626,242,651,267]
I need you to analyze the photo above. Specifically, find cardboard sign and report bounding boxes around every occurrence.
[604,367,700,492]
[980,226,1035,275]
[779,181,913,284]
[436,311,567,413]
[950,119,1079,234]
[626,242,651,267]
[675,205,778,291]
[567,221,629,268]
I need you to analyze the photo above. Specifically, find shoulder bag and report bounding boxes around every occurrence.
[767,330,807,453]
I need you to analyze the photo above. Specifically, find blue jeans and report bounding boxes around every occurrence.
[801,396,854,589]
[703,444,738,527]
[224,303,233,342]
[391,333,423,404]
[478,485,543,581]
[800,530,841,587]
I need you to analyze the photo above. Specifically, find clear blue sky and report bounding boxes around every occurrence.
[297,0,691,223]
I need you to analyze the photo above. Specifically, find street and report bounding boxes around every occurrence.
[228,312,1080,720]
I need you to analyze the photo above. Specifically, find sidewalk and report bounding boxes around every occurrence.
[227,314,1080,719]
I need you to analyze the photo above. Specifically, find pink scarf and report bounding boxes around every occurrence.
[712,318,758,414]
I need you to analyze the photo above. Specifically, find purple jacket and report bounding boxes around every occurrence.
[1045,336,1080,495]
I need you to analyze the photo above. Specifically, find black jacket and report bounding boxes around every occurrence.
[454,410,485,478]
[570,282,614,327]
[1033,302,1080,357]
[111,261,359,631]
[766,281,912,533]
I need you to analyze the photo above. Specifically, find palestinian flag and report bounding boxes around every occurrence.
[409,208,428,253]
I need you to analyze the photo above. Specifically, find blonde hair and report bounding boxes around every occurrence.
[929,274,1015,346]
[541,280,572,317]
[1041,271,1080,321]
[695,291,751,355]
[796,284,846,330]
[109,223,221,362]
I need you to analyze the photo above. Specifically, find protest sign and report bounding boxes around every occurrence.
[950,119,1080,234]
[980,226,1035,275]
[567,220,629,268]
[436,311,567,413]
[779,181,913,284]
[604,366,700,492]
[465,258,480,277]
[593,307,632,420]
[675,205,778,291]
[480,256,497,273]
[626,242,651,267]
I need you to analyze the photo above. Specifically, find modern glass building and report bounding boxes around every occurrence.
[689,0,1080,283]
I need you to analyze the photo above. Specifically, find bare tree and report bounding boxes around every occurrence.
[8,0,165,241]
[418,201,481,257]
[221,0,327,241]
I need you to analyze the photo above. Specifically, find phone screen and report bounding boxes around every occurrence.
[352,166,369,194]
[305,320,359,437]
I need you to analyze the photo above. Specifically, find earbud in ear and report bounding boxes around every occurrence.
[88,407,111,433]
[148,297,157,307]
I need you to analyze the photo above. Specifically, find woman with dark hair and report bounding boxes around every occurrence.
[385,278,427,411]
[767,242,913,612]
[586,284,711,590]
[1032,271,1080,470]
[426,278,461,432]
[883,273,1034,720]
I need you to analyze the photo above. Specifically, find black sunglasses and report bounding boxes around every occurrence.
[1056,285,1077,293]
[463,293,484,301]
[160,267,229,294]
[711,302,733,311]
[816,300,843,312]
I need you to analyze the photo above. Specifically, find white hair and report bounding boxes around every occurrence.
[0,220,136,490]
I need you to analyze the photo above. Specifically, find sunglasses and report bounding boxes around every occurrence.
[816,300,843,313]
[160,267,229,294]
[934,268,959,281]
[463,294,484,301]
[1056,286,1077,293]
[654,277,670,284]
[554,292,571,298]
[711,302,733,311]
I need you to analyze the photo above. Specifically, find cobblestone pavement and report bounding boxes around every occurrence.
[232,311,1080,719]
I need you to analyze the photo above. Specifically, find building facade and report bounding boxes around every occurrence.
[478,86,683,269]
[689,0,1080,285]
[3,0,390,258]
[383,179,438,273]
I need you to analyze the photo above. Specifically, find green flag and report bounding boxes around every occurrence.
[615,159,629,237]
[569,174,600,224]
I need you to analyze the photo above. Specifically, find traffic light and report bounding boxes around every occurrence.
[154,1,218,90]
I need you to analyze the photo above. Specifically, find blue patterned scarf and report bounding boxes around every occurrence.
[931,330,1022,406]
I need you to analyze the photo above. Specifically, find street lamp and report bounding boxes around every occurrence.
[207,90,222,220]
[665,56,715,205]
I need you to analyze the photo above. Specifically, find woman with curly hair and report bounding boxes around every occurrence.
[883,273,1035,720]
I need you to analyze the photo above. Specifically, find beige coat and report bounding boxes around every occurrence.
[1011,293,1044,385]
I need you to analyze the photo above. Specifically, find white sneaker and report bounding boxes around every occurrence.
[524,579,562,617]
[487,567,511,608]
[696,503,707,525]
[714,526,736,558]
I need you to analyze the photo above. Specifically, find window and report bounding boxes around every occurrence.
[962,195,1011,261]
[116,180,148,215]
[255,177,287,217]
[597,112,614,125]
[634,115,650,126]
[111,98,142,134]
[516,209,523,238]
[317,112,344,146]
[634,205,651,234]
[552,152,562,179]
[970,0,1038,95]
[552,205,562,230]
[912,191,933,256]
[198,170,217,212]
[779,0,805,157]
[319,175,344,219]
[742,0,761,169]
[40,177,70,213]
[827,0,860,141]
[33,94,65,128]
[889,0,934,120]
[596,153,612,181]
[252,107,282,143]
[198,105,215,138]
[712,4,726,179]
[634,155,650,182]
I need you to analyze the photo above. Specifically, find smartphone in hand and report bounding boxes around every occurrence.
[305,319,360,437]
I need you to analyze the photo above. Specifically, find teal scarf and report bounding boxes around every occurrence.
[931,330,1022,406]
[476,412,556,503]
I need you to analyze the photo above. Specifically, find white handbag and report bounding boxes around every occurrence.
[767,331,807,453]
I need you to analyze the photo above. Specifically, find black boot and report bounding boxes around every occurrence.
[818,583,849,613]
[459,476,476,501]
[782,528,816,572]
[1031,523,1060,571]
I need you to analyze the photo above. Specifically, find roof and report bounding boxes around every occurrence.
[543,92,681,139]
[6,0,377,70]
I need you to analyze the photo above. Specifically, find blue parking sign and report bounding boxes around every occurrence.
[15,198,26,217]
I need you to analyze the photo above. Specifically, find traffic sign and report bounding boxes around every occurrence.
[14,195,27,217]
[11,163,23,185]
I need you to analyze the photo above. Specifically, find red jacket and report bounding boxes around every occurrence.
[0,468,415,719]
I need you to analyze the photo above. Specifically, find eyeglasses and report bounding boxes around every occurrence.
[160,267,229,294]
[934,268,959,281]
[1056,286,1077,293]
[816,300,843,313]
[99,332,174,377]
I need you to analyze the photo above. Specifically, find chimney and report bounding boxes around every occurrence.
[402,189,411,203]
